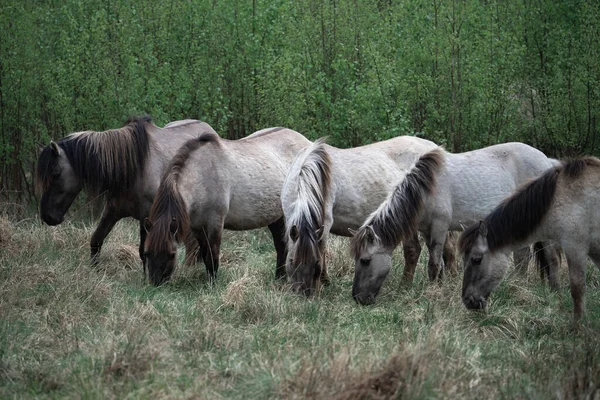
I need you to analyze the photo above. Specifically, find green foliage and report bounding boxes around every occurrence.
[1,0,599,200]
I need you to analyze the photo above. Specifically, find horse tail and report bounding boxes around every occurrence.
[351,147,445,258]
[285,139,332,265]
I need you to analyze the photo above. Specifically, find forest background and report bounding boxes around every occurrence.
[1,0,599,203]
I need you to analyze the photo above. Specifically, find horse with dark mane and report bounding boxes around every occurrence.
[281,136,457,296]
[143,128,311,285]
[459,157,600,320]
[350,143,560,305]
[36,117,219,265]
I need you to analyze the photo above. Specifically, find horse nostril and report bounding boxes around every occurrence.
[478,297,487,309]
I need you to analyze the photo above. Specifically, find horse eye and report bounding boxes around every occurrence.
[360,258,371,266]
[471,256,482,265]
[52,171,61,179]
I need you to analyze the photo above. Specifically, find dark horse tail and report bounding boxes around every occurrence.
[351,147,445,258]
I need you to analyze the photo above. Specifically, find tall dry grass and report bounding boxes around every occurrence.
[0,215,599,398]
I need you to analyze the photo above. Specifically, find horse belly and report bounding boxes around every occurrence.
[224,187,283,230]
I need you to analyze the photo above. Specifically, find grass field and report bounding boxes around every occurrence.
[1,213,599,399]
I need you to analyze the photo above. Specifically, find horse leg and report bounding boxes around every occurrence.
[139,220,147,276]
[183,232,200,267]
[442,231,457,277]
[543,242,561,291]
[90,209,121,265]
[267,217,287,281]
[513,246,531,276]
[565,250,587,321]
[401,230,421,284]
[197,227,222,284]
[426,224,447,282]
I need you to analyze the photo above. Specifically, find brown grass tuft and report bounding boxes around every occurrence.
[335,351,424,400]
[562,345,600,400]
[104,339,158,381]
[222,274,258,310]
[96,243,141,273]
[325,236,353,278]
[278,347,429,400]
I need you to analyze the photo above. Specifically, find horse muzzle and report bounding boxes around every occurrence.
[353,292,376,305]
[41,212,64,226]
[463,295,487,310]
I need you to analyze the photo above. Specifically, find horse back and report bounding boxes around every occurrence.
[439,142,554,229]
[325,136,438,233]
[181,128,311,230]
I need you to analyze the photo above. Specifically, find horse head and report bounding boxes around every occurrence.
[350,226,394,305]
[286,224,325,296]
[143,217,179,285]
[37,141,83,225]
[460,221,509,310]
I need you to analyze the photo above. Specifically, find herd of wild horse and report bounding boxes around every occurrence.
[37,117,600,320]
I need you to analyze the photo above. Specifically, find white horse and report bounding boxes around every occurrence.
[281,136,457,296]
[350,143,559,304]
[459,157,600,320]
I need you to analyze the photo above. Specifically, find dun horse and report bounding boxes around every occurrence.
[143,128,311,285]
[36,116,218,265]
[351,143,559,305]
[460,157,600,320]
[281,137,456,296]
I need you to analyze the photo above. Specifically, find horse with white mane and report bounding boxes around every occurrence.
[281,136,456,296]
[350,143,560,305]
[143,128,311,285]
[36,116,218,265]
[460,157,600,319]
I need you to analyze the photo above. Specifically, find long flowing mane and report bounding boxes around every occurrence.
[350,148,445,258]
[286,139,332,265]
[36,116,152,196]
[146,133,220,251]
[458,157,600,255]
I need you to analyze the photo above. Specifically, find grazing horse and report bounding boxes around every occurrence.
[36,116,217,265]
[281,136,456,296]
[143,128,311,286]
[350,143,559,305]
[459,157,600,320]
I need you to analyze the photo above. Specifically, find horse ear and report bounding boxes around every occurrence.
[50,141,60,156]
[478,221,488,237]
[366,225,376,243]
[290,225,299,242]
[348,228,358,237]
[170,218,178,236]
[37,142,46,155]
[143,218,153,233]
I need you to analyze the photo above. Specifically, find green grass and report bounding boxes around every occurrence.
[1,214,599,399]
